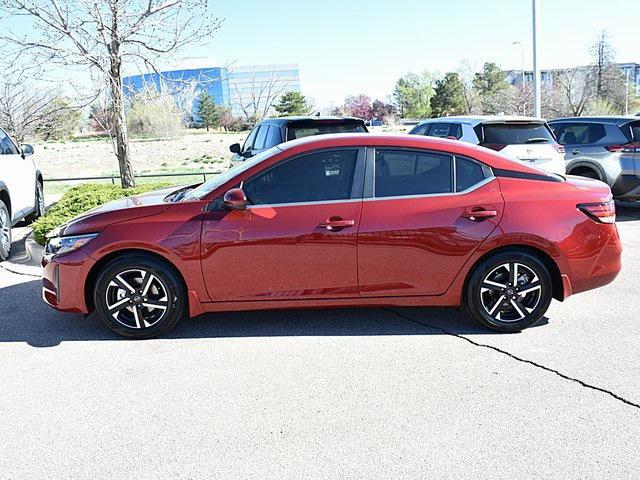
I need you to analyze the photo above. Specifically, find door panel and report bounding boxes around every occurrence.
[0,130,34,219]
[358,180,503,297]
[201,201,361,301]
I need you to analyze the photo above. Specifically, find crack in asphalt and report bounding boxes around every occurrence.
[388,308,640,411]
[0,263,41,278]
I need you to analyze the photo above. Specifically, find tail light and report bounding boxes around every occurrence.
[605,142,640,153]
[482,143,506,151]
[578,200,616,224]
[552,143,565,154]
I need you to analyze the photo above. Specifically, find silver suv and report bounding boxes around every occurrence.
[548,117,640,200]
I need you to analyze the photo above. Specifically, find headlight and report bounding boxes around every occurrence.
[45,233,99,256]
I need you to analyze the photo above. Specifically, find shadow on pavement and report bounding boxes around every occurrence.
[615,201,640,222]
[0,279,527,347]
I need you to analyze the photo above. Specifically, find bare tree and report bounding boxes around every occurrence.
[0,0,221,187]
[554,68,595,117]
[232,67,293,124]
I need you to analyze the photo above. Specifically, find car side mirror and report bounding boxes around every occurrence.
[223,188,248,211]
[229,143,241,154]
[21,144,34,156]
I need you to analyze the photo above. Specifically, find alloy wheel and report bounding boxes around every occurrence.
[479,262,542,322]
[0,207,11,258]
[37,182,45,215]
[105,269,171,329]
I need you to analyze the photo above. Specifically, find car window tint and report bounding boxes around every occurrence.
[410,124,429,135]
[0,129,18,155]
[482,123,555,144]
[265,125,282,147]
[254,125,270,150]
[243,149,358,205]
[375,150,452,197]
[554,123,606,145]
[456,157,487,192]
[287,122,366,141]
[628,121,640,141]
[242,126,260,151]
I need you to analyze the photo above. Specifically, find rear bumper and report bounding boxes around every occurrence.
[42,251,95,314]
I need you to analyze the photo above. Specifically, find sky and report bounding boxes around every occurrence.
[191,0,639,106]
[3,0,639,108]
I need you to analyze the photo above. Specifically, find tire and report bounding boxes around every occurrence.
[571,168,600,180]
[25,181,44,224]
[0,200,11,262]
[93,254,187,339]
[464,251,553,333]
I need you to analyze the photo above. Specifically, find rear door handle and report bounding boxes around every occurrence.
[461,209,497,221]
[318,217,355,231]
[572,149,580,155]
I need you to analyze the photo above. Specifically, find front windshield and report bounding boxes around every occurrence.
[182,146,281,201]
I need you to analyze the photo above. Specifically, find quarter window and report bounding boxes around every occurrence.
[374,150,453,197]
[456,157,489,192]
[243,149,359,205]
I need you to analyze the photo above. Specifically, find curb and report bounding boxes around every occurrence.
[1,229,43,278]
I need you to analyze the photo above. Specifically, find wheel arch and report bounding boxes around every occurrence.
[84,248,189,312]
[462,244,564,304]
[36,169,44,184]
[566,160,606,181]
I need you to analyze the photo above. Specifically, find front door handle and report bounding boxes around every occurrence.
[461,209,497,222]
[318,217,355,231]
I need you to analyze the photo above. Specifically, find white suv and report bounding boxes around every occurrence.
[409,116,566,175]
[0,127,44,261]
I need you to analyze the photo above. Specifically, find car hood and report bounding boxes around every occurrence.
[53,186,181,238]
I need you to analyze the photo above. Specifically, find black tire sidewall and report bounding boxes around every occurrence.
[466,251,553,332]
[93,255,186,339]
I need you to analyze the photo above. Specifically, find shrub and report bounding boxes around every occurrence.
[126,87,182,137]
[33,182,169,245]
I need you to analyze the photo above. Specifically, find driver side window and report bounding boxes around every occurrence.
[0,129,19,155]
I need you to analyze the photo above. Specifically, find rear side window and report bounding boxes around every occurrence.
[375,150,453,197]
[552,123,606,145]
[480,123,555,145]
[243,149,358,205]
[456,157,488,192]
[287,122,367,141]
[428,123,462,139]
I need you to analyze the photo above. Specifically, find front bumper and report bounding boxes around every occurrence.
[42,250,95,314]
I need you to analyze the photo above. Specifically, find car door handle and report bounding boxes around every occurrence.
[572,149,580,155]
[461,209,497,221]
[318,217,355,231]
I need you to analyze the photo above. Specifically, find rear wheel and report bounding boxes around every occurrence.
[0,200,11,261]
[570,167,600,180]
[465,251,553,332]
[93,255,187,338]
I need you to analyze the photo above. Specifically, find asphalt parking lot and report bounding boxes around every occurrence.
[1,205,639,479]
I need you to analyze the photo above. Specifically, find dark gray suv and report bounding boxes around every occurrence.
[549,117,640,200]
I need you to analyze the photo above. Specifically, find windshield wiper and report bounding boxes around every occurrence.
[525,138,549,144]
[164,186,194,203]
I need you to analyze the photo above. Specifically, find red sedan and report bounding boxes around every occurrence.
[42,134,621,338]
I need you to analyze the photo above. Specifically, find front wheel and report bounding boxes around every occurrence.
[0,200,11,261]
[93,255,187,338]
[25,181,45,224]
[465,251,553,332]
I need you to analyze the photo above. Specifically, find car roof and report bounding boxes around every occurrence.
[548,116,640,126]
[275,133,543,174]
[259,116,365,125]
[416,115,547,126]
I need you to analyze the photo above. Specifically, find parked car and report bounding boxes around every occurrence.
[229,116,368,162]
[409,116,566,175]
[548,116,640,200]
[42,134,620,338]
[0,127,44,261]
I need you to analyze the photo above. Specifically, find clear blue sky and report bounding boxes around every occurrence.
[4,0,639,107]
[196,0,639,106]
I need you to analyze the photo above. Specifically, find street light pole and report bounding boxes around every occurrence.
[532,0,541,118]
[513,41,526,115]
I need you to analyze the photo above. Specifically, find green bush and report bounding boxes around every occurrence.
[33,182,169,245]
